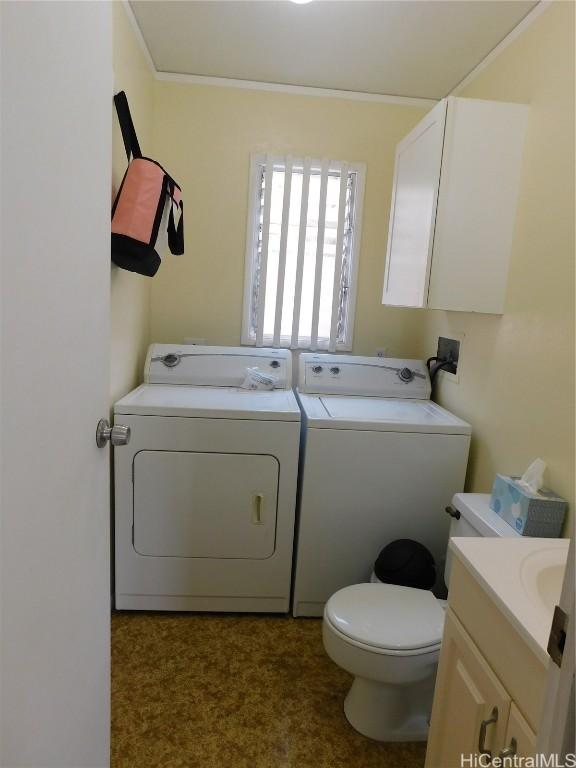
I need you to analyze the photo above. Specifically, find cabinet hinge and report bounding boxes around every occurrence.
[548,604,568,667]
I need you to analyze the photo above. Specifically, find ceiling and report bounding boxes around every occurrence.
[130,0,539,100]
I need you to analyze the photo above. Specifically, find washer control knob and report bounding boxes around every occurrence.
[330,366,341,375]
[312,365,323,374]
[162,353,181,368]
[398,367,415,383]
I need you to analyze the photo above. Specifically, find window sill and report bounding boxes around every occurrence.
[241,336,352,353]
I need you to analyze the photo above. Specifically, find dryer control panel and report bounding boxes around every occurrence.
[299,354,431,399]
[145,345,292,388]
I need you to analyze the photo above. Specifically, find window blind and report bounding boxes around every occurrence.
[243,154,365,352]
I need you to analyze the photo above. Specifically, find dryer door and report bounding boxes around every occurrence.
[133,451,278,559]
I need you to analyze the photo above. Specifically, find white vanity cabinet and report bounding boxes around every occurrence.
[425,610,512,767]
[425,554,544,768]
[383,96,528,313]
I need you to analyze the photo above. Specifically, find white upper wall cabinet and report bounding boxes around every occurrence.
[382,100,447,308]
[383,96,528,313]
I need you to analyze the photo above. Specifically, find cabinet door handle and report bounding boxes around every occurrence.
[252,493,264,525]
[499,738,517,759]
[478,707,498,757]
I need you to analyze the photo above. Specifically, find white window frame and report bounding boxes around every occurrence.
[241,153,365,351]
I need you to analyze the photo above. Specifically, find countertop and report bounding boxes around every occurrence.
[450,536,570,664]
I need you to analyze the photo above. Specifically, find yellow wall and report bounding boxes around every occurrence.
[110,3,153,404]
[149,83,427,356]
[418,2,575,528]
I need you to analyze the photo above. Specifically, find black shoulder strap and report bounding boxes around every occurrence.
[114,91,142,161]
[166,178,184,256]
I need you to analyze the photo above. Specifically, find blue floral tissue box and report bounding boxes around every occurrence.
[490,474,567,536]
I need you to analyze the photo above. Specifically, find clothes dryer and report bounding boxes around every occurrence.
[114,345,300,612]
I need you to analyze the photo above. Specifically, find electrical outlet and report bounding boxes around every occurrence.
[437,337,459,367]
[435,336,461,382]
[375,347,387,358]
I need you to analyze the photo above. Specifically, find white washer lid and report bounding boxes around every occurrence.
[297,393,471,434]
[326,583,444,651]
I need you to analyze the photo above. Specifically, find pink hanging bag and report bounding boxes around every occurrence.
[112,91,184,276]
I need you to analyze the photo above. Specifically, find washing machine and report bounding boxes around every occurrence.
[114,345,300,612]
[292,353,471,617]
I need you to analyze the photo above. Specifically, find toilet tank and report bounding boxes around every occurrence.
[445,492,520,586]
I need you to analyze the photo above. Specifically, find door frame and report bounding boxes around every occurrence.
[537,534,575,757]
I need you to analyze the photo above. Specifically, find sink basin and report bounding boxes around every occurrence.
[521,547,566,615]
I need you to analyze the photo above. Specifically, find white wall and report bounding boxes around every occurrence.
[0,2,112,765]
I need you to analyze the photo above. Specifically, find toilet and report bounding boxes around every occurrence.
[322,493,520,742]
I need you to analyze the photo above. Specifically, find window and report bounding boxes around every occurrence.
[242,154,365,351]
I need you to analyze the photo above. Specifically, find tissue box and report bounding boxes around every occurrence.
[490,474,567,536]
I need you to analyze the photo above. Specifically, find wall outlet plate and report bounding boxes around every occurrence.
[435,335,462,383]
[375,347,387,358]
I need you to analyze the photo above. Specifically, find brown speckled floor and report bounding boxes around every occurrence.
[112,612,427,768]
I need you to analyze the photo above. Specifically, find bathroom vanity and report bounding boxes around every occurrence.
[425,537,569,768]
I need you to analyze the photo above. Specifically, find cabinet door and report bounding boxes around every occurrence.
[427,97,528,313]
[133,451,278,559]
[499,703,537,760]
[425,610,511,768]
[382,99,447,308]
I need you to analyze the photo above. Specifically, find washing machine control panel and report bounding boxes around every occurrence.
[299,354,431,399]
[310,364,341,377]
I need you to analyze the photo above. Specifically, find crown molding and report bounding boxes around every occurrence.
[154,72,438,107]
[447,0,551,96]
[122,0,551,106]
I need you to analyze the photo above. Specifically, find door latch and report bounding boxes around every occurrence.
[252,493,264,525]
[547,604,568,667]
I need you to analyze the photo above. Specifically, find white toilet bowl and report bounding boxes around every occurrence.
[322,582,445,742]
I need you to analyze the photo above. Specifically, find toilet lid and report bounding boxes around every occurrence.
[325,583,445,651]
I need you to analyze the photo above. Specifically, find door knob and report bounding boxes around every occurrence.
[96,419,131,448]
